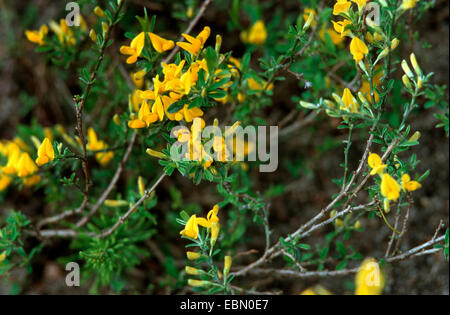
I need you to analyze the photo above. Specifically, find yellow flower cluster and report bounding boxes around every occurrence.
[180,204,220,241]
[367,153,421,211]
[26,18,86,47]
[331,1,369,63]
[0,137,57,191]
[179,205,234,289]
[120,27,216,130]
[87,128,114,166]
[240,20,267,45]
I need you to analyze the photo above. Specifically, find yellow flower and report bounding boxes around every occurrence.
[35,138,55,167]
[350,37,368,62]
[93,6,106,17]
[355,258,385,295]
[17,153,41,186]
[368,153,387,175]
[0,251,6,263]
[333,0,352,16]
[25,25,48,46]
[320,29,345,45]
[177,26,211,56]
[131,69,147,89]
[352,0,367,11]
[241,20,267,45]
[49,19,75,46]
[1,145,21,175]
[341,88,359,113]
[120,32,146,64]
[401,174,421,192]
[152,96,165,121]
[331,19,352,37]
[128,100,159,129]
[148,32,175,53]
[186,251,201,261]
[247,78,274,91]
[180,215,199,239]
[196,204,219,228]
[0,174,12,192]
[380,173,401,201]
[87,128,114,166]
[400,0,419,11]
[359,67,382,103]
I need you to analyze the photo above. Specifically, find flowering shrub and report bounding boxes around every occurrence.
[0,0,448,294]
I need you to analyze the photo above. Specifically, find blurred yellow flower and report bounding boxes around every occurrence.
[241,20,267,45]
[332,19,352,37]
[120,32,145,64]
[333,0,351,15]
[401,174,421,192]
[355,258,385,295]
[36,138,55,167]
[380,173,401,201]
[25,25,48,46]
[87,128,114,166]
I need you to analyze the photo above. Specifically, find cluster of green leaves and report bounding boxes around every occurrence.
[0,211,41,278]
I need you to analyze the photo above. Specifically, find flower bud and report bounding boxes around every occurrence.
[417,76,423,90]
[410,53,422,77]
[104,199,129,207]
[375,47,389,64]
[383,198,390,213]
[390,38,400,50]
[30,136,42,151]
[402,74,412,90]
[358,61,368,75]
[354,220,361,229]
[188,279,209,287]
[358,92,370,108]
[102,22,109,36]
[113,114,121,126]
[0,251,6,263]
[215,35,222,53]
[303,12,314,30]
[94,6,105,18]
[146,148,167,159]
[186,251,201,261]
[138,176,145,197]
[186,7,194,18]
[401,60,414,79]
[210,222,220,248]
[185,266,202,275]
[89,29,97,42]
[299,101,317,109]
[224,256,232,277]
[408,131,421,142]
